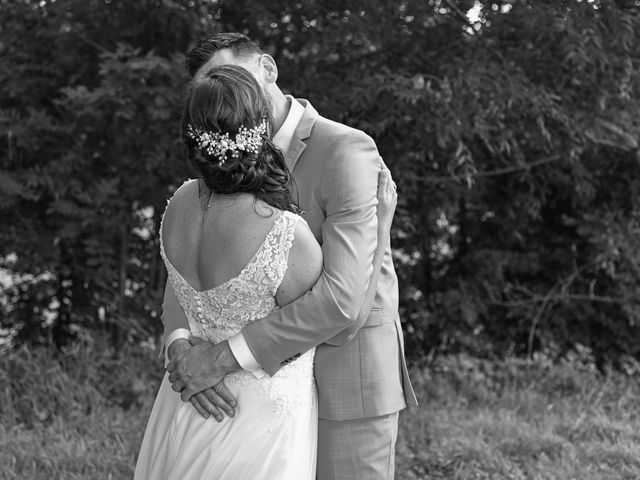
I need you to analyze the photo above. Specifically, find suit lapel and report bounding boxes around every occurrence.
[285,136,307,172]
[284,99,318,172]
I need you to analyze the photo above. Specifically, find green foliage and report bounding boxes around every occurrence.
[1,0,639,362]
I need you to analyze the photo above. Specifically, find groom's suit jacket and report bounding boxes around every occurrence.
[162,100,417,420]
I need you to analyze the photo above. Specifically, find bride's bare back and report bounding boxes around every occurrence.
[160,179,322,307]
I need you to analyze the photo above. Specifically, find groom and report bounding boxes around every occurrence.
[165,33,417,479]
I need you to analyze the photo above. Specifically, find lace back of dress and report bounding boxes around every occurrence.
[158,187,300,344]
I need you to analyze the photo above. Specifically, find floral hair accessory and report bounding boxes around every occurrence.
[186,119,267,166]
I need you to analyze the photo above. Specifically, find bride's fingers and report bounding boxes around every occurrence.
[192,391,224,421]
[189,397,211,419]
[377,168,390,198]
[212,382,237,414]
[381,169,398,204]
[200,387,236,418]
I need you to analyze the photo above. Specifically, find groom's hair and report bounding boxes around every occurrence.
[185,33,263,77]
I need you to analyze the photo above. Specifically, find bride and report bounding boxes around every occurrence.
[134,65,396,479]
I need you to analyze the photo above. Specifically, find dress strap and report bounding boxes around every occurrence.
[256,211,300,296]
[275,211,299,265]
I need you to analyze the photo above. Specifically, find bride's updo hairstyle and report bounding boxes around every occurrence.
[181,65,295,212]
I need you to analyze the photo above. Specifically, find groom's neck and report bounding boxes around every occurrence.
[269,88,290,132]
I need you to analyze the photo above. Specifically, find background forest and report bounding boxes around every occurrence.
[1,0,640,478]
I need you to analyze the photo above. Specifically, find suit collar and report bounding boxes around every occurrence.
[284,99,318,171]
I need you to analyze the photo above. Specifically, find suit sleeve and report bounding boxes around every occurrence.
[240,131,381,375]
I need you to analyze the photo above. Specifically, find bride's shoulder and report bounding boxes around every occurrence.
[255,207,318,261]
[166,178,199,206]
[250,203,310,243]
[287,212,321,266]
[275,212,322,306]
[162,179,199,226]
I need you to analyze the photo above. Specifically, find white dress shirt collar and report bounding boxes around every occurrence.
[272,95,305,153]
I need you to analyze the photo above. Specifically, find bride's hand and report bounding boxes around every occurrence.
[188,382,236,421]
[376,167,397,236]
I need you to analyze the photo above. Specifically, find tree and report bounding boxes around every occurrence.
[0,0,201,347]
[2,0,639,365]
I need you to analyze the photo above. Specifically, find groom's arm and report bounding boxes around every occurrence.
[328,165,395,345]
[237,130,381,375]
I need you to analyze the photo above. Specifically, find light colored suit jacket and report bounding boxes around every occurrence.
[161,100,417,421]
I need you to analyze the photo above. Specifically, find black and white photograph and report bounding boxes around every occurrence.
[1,1,639,479]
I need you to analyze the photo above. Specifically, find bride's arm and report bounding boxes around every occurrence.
[275,219,324,308]
[160,280,191,363]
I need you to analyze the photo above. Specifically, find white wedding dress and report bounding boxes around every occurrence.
[134,207,317,480]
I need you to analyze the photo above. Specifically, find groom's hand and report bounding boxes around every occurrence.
[166,339,237,421]
[167,337,240,406]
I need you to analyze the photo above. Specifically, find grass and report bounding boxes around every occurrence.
[396,355,640,479]
[0,344,159,480]
[1,346,639,479]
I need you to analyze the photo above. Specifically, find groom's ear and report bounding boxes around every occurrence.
[258,54,278,84]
